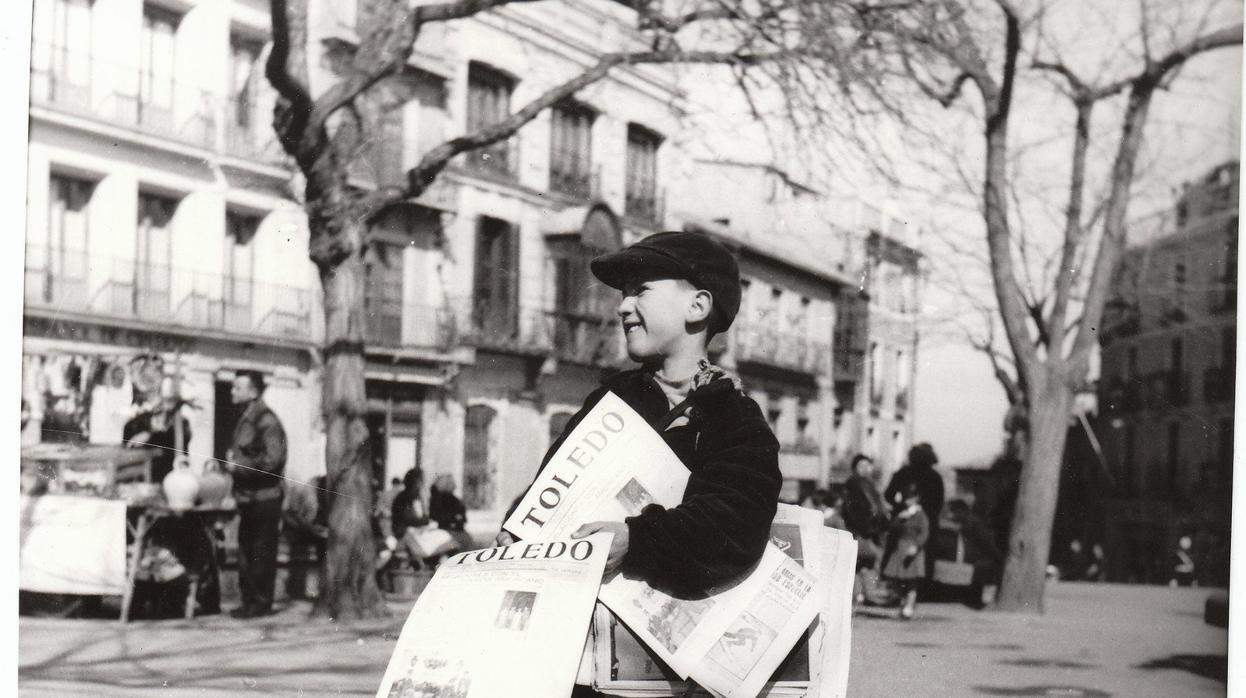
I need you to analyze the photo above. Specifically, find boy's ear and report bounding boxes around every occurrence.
[686,289,714,324]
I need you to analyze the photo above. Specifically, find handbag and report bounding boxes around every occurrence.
[933,533,976,586]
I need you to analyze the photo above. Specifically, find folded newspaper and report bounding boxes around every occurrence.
[502,391,855,697]
[375,533,613,698]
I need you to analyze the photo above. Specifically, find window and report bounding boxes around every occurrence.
[895,348,909,411]
[795,398,811,449]
[364,242,404,344]
[224,211,256,329]
[463,404,497,509]
[31,0,92,106]
[625,124,661,223]
[135,192,177,317]
[33,174,93,305]
[1166,422,1181,493]
[868,341,882,405]
[766,393,783,433]
[466,63,515,176]
[229,36,263,131]
[549,101,595,198]
[139,6,178,125]
[472,216,518,339]
[1170,338,1184,372]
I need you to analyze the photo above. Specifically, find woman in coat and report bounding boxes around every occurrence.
[881,483,929,620]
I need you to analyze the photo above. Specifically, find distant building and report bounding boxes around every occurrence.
[1098,160,1237,585]
[675,160,922,492]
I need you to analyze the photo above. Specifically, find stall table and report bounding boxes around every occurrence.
[121,503,237,623]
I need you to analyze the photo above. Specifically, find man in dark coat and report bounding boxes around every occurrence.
[226,370,287,618]
[885,443,945,528]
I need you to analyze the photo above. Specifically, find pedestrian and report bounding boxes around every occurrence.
[1062,539,1090,581]
[393,468,456,567]
[225,370,287,619]
[884,442,945,525]
[881,483,929,620]
[375,477,403,547]
[1170,536,1197,587]
[499,231,781,599]
[429,474,476,553]
[944,499,1001,608]
[124,393,192,484]
[1086,542,1106,582]
[283,476,328,600]
[822,485,847,530]
[843,454,889,605]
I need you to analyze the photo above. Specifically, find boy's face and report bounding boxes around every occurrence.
[616,276,707,362]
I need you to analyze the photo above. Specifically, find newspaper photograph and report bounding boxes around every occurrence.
[374,533,612,698]
[687,545,823,698]
[502,391,688,542]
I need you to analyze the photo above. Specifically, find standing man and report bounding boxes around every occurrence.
[226,370,287,619]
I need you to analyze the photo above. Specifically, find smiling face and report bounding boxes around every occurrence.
[616,276,711,366]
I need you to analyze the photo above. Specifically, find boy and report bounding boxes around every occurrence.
[500,231,781,596]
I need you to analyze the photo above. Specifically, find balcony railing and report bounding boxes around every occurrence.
[549,310,620,366]
[449,299,552,355]
[1204,366,1235,403]
[30,44,290,162]
[23,246,312,341]
[463,136,520,180]
[550,165,601,201]
[625,186,665,227]
[731,320,829,375]
[222,97,290,165]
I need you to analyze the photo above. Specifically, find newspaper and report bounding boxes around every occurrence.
[589,505,858,698]
[501,392,826,692]
[375,533,612,698]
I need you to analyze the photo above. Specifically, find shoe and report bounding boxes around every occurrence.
[229,606,256,619]
[899,605,914,621]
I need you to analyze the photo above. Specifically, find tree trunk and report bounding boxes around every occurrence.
[996,369,1075,613]
[312,242,387,619]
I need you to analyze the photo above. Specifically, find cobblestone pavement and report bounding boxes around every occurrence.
[18,582,1228,696]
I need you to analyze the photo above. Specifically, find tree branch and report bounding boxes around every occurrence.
[1047,99,1094,357]
[266,0,314,150]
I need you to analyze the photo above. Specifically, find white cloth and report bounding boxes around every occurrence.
[19,495,127,595]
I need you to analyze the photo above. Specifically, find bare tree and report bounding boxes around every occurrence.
[263,0,822,619]
[818,0,1242,612]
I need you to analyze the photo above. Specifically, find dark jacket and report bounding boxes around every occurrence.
[536,368,781,595]
[842,473,888,541]
[885,465,945,526]
[430,489,468,532]
[229,399,287,494]
[123,410,191,484]
[391,488,429,538]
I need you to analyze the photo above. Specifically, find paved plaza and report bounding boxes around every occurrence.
[18,582,1229,697]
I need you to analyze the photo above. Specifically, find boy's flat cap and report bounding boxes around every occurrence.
[590,231,741,334]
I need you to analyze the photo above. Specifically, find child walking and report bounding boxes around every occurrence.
[881,483,929,620]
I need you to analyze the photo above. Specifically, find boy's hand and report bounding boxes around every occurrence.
[573,521,629,575]
[494,530,517,547]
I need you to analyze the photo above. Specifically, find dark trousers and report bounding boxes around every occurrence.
[237,496,283,611]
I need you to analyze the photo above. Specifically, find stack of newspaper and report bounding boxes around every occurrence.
[375,391,855,698]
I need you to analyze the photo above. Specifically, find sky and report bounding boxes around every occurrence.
[673,1,1244,467]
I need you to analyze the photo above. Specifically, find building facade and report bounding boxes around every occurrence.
[675,160,922,494]
[1098,160,1237,585]
[24,0,324,484]
[22,0,707,540]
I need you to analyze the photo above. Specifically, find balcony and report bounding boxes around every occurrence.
[731,320,829,375]
[833,348,866,383]
[364,300,458,352]
[449,300,553,355]
[625,186,665,228]
[23,246,312,341]
[222,98,289,166]
[549,164,601,202]
[1204,366,1236,403]
[463,136,520,181]
[549,310,620,366]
